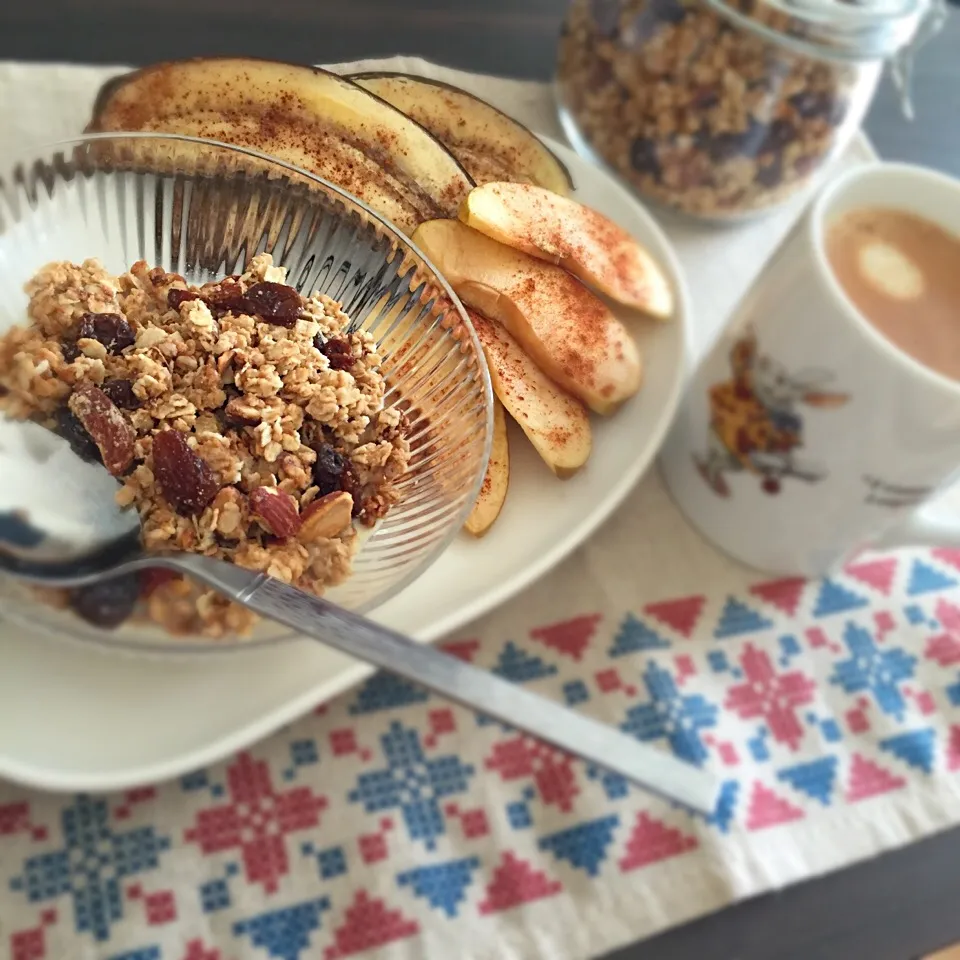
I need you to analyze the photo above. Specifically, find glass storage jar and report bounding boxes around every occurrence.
[556,0,936,221]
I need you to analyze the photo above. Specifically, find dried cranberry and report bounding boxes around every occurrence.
[53,406,101,464]
[77,312,135,354]
[245,281,303,326]
[69,573,139,628]
[630,137,661,177]
[319,337,354,371]
[139,567,180,598]
[100,378,140,410]
[152,429,220,516]
[167,288,202,311]
[61,340,80,363]
[312,443,347,495]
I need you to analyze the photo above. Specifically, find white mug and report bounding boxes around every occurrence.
[660,162,960,576]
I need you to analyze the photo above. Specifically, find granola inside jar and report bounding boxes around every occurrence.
[556,0,930,220]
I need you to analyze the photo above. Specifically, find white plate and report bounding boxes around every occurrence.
[0,137,691,792]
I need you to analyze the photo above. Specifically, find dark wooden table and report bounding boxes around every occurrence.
[2,2,959,959]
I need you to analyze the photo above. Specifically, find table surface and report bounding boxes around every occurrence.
[2,2,960,959]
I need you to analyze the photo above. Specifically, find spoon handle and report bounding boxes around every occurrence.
[172,554,719,813]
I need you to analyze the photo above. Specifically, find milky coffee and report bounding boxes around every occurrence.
[825,207,960,381]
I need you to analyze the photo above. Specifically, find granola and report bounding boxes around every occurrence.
[557,0,871,219]
[0,254,409,638]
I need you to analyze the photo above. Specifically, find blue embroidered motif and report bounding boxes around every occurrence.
[348,722,474,850]
[830,622,916,719]
[9,795,170,941]
[621,663,718,765]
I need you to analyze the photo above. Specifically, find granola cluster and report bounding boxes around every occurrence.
[557,0,867,219]
[0,254,409,638]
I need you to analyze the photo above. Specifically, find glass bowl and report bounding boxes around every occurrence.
[0,133,493,652]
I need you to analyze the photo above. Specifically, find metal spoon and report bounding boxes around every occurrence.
[0,455,718,814]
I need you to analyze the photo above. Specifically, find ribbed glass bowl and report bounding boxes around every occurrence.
[0,133,493,652]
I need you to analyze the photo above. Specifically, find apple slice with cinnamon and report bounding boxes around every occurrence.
[412,219,642,415]
[459,181,674,319]
[464,398,510,536]
[468,308,591,478]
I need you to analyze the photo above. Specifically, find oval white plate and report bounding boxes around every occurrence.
[0,136,691,792]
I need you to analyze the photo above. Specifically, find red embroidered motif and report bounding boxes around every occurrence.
[479,853,562,913]
[145,890,177,925]
[619,813,698,871]
[485,736,580,812]
[439,639,480,662]
[845,754,906,801]
[530,614,602,661]
[324,891,419,959]
[746,782,804,829]
[643,596,705,638]
[749,577,806,616]
[845,558,897,595]
[182,939,222,960]
[724,644,815,750]
[184,752,327,894]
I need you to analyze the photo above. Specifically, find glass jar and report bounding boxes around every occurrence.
[556,0,936,221]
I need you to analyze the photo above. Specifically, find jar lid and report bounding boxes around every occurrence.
[706,0,940,61]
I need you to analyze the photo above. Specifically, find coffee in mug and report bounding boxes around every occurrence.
[825,208,960,382]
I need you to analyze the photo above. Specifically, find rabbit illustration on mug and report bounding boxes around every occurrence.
[695,331,849,497]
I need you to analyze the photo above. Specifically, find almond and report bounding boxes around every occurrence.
[249,486,301,539]
[67,381,137,477]
[299,491,354,542]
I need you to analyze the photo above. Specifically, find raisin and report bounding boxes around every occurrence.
[69,573,139,629]
[703,120,766,163]
[312,443,347,495]
[245,281,303,326]
[100,378,140,410]
[77,312,135,354]
[589,0,622,35]
[152,429,220,516]
[167,288,202,311]
[53,407,101,464]
[319,336,354,371]
[630,137,661,177]
[650,0,687,25]
[61,340,80,363]
[763,120,797,152]
[756,156,784,188]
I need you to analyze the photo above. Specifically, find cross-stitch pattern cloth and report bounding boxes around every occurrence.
[3,57,960,960]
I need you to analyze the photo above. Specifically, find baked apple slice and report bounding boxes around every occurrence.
[412,219,642,415]
[89,58,473,235]
[460,182,674,319]
[468,309,591,478]
[351,72,572,195]
[464,397,510,536]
